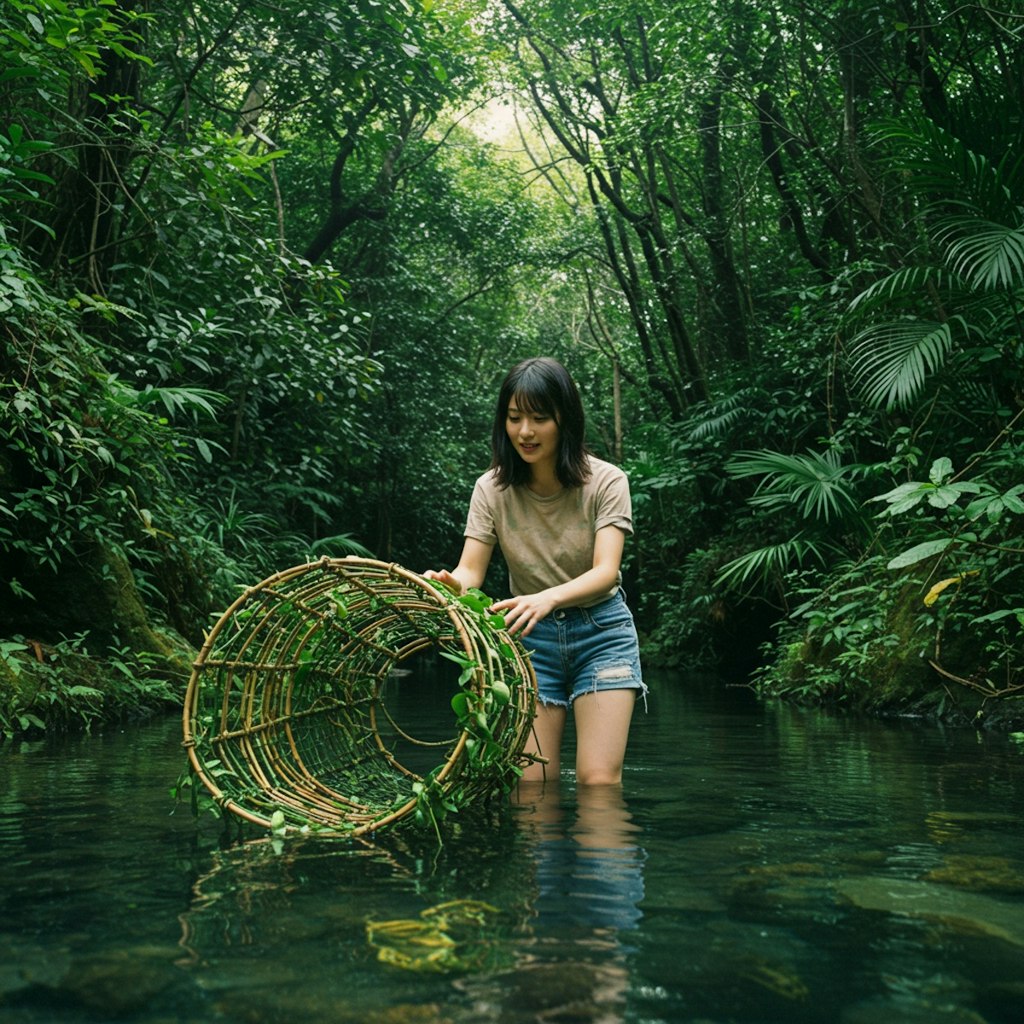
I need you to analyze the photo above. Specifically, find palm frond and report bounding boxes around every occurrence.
[846,266,962,314]
[727,449,861,524]
[958,380,1004,419]
[687,389,758,441]
[848,318,961,410]
[715,535,829,590]
[934,217,1024,291]
[944,90,1024,197]
[871,118,1018,222]
[308,533,374,558]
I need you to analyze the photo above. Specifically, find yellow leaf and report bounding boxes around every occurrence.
[923,570,978,606]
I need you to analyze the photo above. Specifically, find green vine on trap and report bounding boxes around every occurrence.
[182,559,537,840]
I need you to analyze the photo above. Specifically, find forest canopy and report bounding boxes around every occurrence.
[1,0,1022,736]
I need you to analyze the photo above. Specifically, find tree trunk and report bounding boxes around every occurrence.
[698,81,750,363]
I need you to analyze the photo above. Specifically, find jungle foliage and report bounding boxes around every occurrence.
[1,0,1021,737]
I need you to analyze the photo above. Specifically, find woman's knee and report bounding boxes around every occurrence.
[576,763,623,786]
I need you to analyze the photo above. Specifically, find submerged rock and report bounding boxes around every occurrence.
[924,855,1024,894]
[924,809,1020,844]
[726,860,833,927]
[837,876,1024,947]
[455,958,628,1024]
[0,941,70,1001]
[43,946,180,1015]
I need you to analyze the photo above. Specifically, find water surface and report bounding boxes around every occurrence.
[2,674,1023,1023]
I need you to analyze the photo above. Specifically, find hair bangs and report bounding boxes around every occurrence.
[508,385,555,419]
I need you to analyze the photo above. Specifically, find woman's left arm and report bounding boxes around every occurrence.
[490,525,626,636]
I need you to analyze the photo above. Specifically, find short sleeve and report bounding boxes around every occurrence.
[464,476,498,545]
[593,465,633,535]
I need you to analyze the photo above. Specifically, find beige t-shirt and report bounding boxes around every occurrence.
[464,456,633,606]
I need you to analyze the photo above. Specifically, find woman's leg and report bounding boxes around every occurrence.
[572,689,636,785]
[520,702,567,784]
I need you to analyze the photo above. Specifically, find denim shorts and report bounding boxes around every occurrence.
[525,591,647,708]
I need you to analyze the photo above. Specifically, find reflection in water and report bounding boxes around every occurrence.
[454,784,645,1024]
[520,783,644,935]
[177,834,406,964]
[174,785,647,1024]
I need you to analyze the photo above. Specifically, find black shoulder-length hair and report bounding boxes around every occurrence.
[490,357,591,489]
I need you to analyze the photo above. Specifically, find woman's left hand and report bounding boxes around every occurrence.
[489,592,557,637]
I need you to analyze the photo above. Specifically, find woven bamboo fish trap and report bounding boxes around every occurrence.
[182,557,537,837]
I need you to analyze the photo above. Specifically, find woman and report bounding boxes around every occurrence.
[426,357,646,785]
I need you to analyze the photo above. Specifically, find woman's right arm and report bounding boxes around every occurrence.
[424,537,494,595]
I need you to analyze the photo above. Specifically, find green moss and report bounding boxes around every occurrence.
[68,543,194,679]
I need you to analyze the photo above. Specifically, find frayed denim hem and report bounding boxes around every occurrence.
[536,695,571,709]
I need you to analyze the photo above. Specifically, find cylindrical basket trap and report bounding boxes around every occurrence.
[182,557,537,836]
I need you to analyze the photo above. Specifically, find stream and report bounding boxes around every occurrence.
[2,672,1023,1023]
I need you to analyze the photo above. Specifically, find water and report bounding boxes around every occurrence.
[2,673,1023,1023]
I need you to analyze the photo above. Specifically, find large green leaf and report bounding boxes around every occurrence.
[886,539,953,570]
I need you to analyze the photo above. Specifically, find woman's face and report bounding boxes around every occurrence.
[506,396,560,470]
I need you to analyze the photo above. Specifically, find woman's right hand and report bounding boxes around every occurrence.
[423,540,493,597]
[422,569,462,594]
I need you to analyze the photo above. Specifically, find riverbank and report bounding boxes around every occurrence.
[4,634,1024,743]
[0,633,192,740]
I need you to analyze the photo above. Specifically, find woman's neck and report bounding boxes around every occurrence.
[527,464,562,497]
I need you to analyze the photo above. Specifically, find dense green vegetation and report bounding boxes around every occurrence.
[1,0,1021,739]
